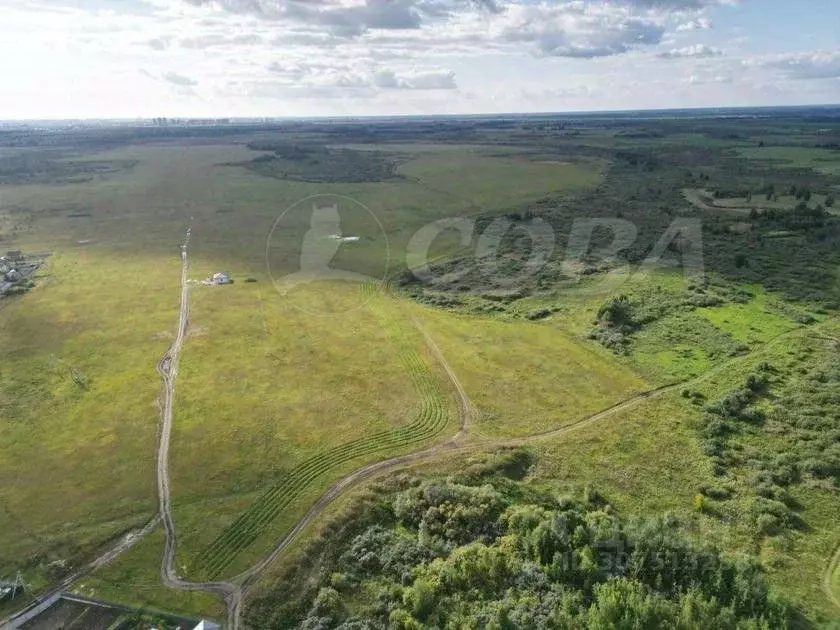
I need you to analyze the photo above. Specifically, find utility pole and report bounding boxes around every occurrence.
[11,571,25,598]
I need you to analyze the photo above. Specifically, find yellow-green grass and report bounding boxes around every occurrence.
[397,150,604,210]
[73,526,224,620]
[512,270,725,384]
[0,142,604,280]
[169,281,458,579]
[0,139,605,608]
[402,299,649,440]
[242,475,380,599]
[246,318,840,623]
[832,549,840,613]
[627,284,820,384]
[525,269,816,385]
[0,249,178,587]
[629,317,723,382]
[530,390,714,523]
[737,146,840,176]
[241,307,840,625]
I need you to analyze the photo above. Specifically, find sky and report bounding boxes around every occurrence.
[0,0,839,119]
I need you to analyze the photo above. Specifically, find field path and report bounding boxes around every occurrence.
[153,230,243,628]
[150,237,478,629]
[411,314,473,440]
[0,517,159,630]
[229,305,477,619]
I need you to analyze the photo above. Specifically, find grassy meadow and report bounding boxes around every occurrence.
[0,249,177,593]
[1,116,839,625]
[402,299,649,439]
[0,135,608,612]
[737,146,840,177]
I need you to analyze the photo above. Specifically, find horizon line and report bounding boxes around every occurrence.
[1,102,839,125]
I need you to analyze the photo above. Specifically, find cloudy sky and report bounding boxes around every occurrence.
[1,0,839,119]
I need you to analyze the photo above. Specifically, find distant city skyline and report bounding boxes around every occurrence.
[2,0,839,119]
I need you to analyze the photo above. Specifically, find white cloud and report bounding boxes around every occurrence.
[181,0,670,57]
[675,17,712,31]
[682,73,731,85]
[265,61,457,90]
[658,44,722,59]
[748,50,840,80]
[624,0,725,7]
[179,33,263,48]
[373,68,456,89]
[497,3,665,58]
[0,0,837,118]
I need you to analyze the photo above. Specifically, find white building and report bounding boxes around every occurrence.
[213,273,230,284]
[204,272,231,285]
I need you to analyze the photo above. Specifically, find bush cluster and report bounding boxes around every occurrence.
[249,477,791,629]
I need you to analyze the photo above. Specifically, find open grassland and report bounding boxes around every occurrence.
[0,138,606,616]
[0,249,178,592]
[402,299,649,439]
[171,281,459,579]
[71,527,224,620]
[4,120,840,625]
[249,317,840,623]
[71,528,224,619]
[2,142,602,277]
[421,268,816,386]
[242,317,840,626]
[831,546,840,611]
[694,284,809,343]
[737,146,840,176]
[396,149,604,210]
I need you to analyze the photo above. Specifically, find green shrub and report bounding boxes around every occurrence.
[248,479,793,629]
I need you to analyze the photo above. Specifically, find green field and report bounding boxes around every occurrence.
[397,150,604,210]
[0,136,608,612]
[403,300,649,439]
[737,146,840,176]
[172,282,462,579]
[0,250,176,593]
[2,116,840,626]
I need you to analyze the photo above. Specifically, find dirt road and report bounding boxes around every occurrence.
[232,314,476,598]
[0,517,159,629]
[153,231,243,627]
[144,253,481,629]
